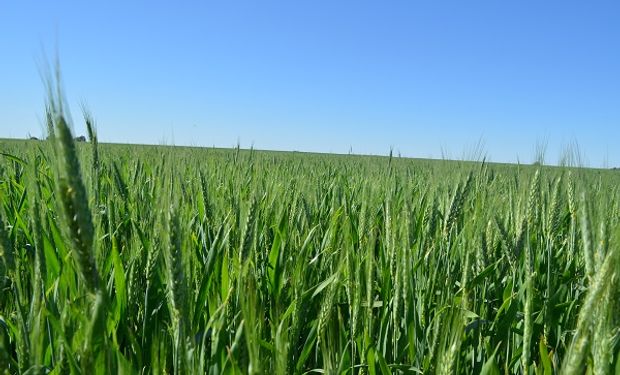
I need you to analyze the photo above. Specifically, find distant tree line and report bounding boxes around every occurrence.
[28,135,87,142]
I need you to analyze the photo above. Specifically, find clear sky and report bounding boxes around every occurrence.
[1,1,619,166]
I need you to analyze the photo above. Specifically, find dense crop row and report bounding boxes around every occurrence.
[1,106,619,373]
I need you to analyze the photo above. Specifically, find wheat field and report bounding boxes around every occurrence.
[1,95,619,374]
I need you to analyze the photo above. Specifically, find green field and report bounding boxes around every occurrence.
[1,121,619,373]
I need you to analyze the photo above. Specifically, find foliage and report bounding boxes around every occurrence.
[0,99,619,373]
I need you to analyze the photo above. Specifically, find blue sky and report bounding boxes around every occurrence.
[1,1,619,166]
